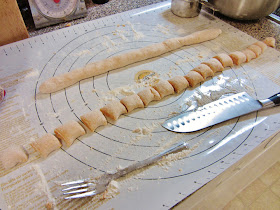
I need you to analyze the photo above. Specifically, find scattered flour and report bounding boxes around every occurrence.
[156,24,170,35]
[32,164,57,210]
[127,22,144,40]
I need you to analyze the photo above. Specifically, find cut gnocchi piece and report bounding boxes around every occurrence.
[253,41,267,53]
[229,51,247,65]
[137,87,161,106]
[81,109,107,132]
[192,64,214,79]
[100,100,127,121]
[120,94,144,112]
[242,49,257,62]
[54,120,86,147]
[213,53,234,67]
[202,58,224,73]
[262,37,275,48]
[247,45,262,57]
[0,145,28,169]
[153,80,175,99]
[168,76,189,93]
[184,71,204,87]
[31,133,61,158]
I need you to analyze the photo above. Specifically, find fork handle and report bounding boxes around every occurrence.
[111,141,189,179]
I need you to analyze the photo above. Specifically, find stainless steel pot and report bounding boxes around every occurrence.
[206,0,280,20]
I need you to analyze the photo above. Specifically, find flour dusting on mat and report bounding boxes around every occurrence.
[127,22,145,40]
[32,164,57,210]
[156,24,170,35]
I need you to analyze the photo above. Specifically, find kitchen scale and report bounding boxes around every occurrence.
[0,1,280,209]
[28,0,87,29]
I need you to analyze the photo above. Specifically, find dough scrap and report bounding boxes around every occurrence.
[229,51,247,65]
[184,71,204,87]
[202,58,224,73]
[242,49,257,62]
[137,87,161,106]
[247,45,262,57]
[120,94,144,112]
[192,64,214,79]
[100,100,127,121]
[0,145,28,169]
[54,120,86,147]
[153,80,175,99]
[81,109,107,132]
[262,37,275,48]
[213,53,234,67]
[253,41,267,53]
[39,28,222,93]
[168,76,189,93]
[31,133,61,158]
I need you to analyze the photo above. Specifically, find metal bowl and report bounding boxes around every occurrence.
[207,0,280,20]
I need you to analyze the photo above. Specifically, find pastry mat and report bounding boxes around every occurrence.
[1,1,280,209]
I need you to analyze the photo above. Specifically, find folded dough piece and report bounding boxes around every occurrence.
[120,94,144,112]
[39,28,222,93]
[229,51,247,65]
[137,87,161,106]
[81,109,107,132]
[100,100,128,121]
[168,76,189,93]
[213,53,234,67]
[253,41,267,53]
[153,80,175,99]
[31,133,61,158]
[242,49,257,62]
[0,145,28,169]
[184,71,204,87]
[202,58,224,73]
[262,37,275,48]
[192,64,214,79]
[247,45,262,57]
[54,120,86,147]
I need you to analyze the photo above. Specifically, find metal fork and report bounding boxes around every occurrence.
[61,141,189,199]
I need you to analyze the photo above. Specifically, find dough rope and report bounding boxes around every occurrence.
[39,28,222,94]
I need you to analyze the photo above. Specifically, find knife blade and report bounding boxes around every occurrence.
[162,92,280,133]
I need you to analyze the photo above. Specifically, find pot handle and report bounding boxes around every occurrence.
[199,0,219,12]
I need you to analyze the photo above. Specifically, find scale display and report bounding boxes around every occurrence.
[28,0,87,28]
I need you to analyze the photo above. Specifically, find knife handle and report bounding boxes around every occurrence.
[268,92,280,106]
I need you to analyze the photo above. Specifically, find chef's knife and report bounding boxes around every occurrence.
[162,92,280,133]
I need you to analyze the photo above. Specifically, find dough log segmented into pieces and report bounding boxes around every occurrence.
[202,58,224,73]
[39,28,222,93]
[153,80,175,99]
[253,41,267,53]
[192,64,214,79]
[31,133,62,158]
[184,71,205,87]
[100,100,128,121]
[120,94,144,113]
[242,49,257,62]
[229,51,247,65]
[247,45,262,57]
[0,145,28,169]
[168,76,189,93]
[213,53,234,68]
[81,109,107,132]
[262,37,275,48]
[137,87,161,106]
[54,120,86,147]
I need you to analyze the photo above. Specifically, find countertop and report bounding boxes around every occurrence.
[19,0,280,50]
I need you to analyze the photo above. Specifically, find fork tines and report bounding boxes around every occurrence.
[61,178,97,199]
